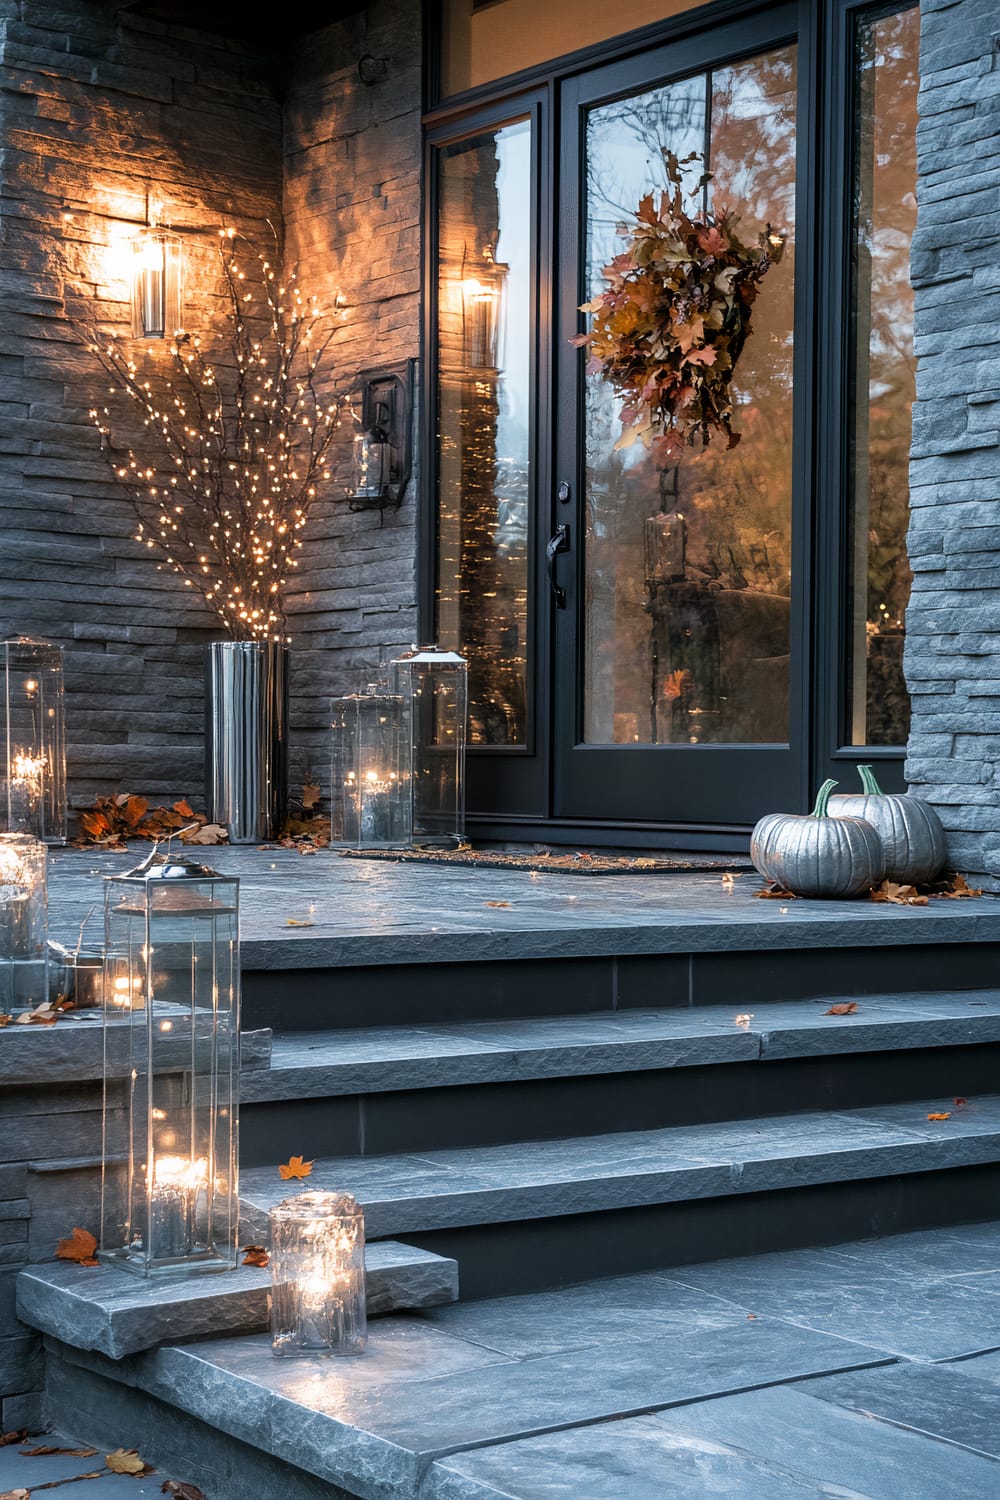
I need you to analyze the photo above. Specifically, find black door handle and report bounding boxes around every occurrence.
[546,524,570,609]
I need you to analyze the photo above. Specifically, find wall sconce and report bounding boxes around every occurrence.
[131,225,183,340]
[462,249,508,370]
[350,361,413,510]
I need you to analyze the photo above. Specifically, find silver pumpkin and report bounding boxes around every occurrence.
[751,778,885,898]
[828,764,946,885]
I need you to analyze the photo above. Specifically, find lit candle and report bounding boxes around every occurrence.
[147,1154,208,1260]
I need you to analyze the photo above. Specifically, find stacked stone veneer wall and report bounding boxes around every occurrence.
[905,0,1000,889]
[0,0,423,812]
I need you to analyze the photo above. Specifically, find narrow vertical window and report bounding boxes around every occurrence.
[848,3,919,746]
[435,118,532,746]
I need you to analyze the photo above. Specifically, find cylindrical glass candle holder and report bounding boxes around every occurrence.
[270,1191,367,1358]
[329,690,411,848]
[1,636,66,845]
[0,833,48,1013]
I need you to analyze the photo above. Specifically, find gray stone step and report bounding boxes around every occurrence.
[238,1093,1000,1245]
[16,1240,457,1359]
[243,993,1000,1101]
[39,1221,1000,1500]
[0,1017,271,1087]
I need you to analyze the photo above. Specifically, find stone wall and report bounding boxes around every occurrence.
[905,0,1000,889]
[0,0,424,816]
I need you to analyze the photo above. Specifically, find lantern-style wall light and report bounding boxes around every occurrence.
[100,852,240,1278]
[1,636,66,845]
[0,833,48,1014]
[389,647,467,848]
[329,688,411,848]
[270,1191,367,1358]
[131,224,183,341]
[462,248,508,370]
[349,361,413,510]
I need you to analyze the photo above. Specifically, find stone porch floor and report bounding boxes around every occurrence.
[6,1219,1000,1498]
[43,845,1000,970]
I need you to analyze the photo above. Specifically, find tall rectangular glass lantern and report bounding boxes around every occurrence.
[0,833,47,1014]
[1,637,66,844]
[390,648,467,847]
[329,689,411,848]
[100,852,240,1278]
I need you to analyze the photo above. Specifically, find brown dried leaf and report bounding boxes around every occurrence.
[926,1112,951,1121]
[934,872,983,899]
[278,1155,313,1181]
[301,781,322,810]
[824,1002,859,1016]
[0,1487,30,1499]
[756,884,796,900]
[55,1226,99,1266]
[173,800,195,818]
[0,1014,11,1027]
[21,1445,98,1458]
[106,1448,149,1475]
[954,1096,968,1109]
[161,1483,209,1500]
[15,1001,59,1026]
[0,1432,27,1447]
[285,918,314,927]
[242,1245,270,1268]
[870,880,928,907]
[484,901,511,908]
[179,823,228,845]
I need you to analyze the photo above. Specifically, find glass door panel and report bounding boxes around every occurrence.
[583,47,797,749]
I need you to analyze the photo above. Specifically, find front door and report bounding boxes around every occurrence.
[552,6,807,826]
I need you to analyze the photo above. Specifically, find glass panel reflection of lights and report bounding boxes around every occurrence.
[848,4,918,747]
[435,118,531,747]
[583,48,797,746]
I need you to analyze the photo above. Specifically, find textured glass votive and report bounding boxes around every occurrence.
[0,832,48,1012]
[270,1191,367,1358]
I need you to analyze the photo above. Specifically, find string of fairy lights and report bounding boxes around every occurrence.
[87,228,345,642]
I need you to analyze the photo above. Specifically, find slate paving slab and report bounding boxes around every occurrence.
[804,1359,1000,1459]
[430,1383,1000,1499]
[666,1244,1000,1360]
[0,1437,162,1497]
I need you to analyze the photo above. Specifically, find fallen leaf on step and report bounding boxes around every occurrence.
[734,1013,754,1028]
[55,1226,99,1266]
[746,1313,757,1320]
[926,1112,951,1121]
[0,1432,27,1446]
[180,823,228,846]
[824,1002,858,1016]
[242,1245,270,1267]
[15,1001,59,1025]
[278,1155,313,1180]
[161,1483,209,1500]
[106,1448,151,1475]
[930,872,982,899]
[21,1445,98,1458]
[869,880,928,906]
[755,884,796,899]
[0,1014,10,1027]
[285,918,314,927]
[0,1487,29,1499]
[954,1097,968,1109]
[721,872,736,890]
[301,781,322,810]
[484,901,511,908]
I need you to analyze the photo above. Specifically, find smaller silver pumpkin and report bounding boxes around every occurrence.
[828,764,946,885]
[751,778,885,898]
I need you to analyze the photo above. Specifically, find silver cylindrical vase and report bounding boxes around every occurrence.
[205,642,288,843]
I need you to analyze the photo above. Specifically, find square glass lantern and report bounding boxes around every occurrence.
[389,648,467,847]
[0,833,47,1014]
[270,1191,367,1358]
[1,637,67,845]
[100,852,240,1278]
[329,689,411,848]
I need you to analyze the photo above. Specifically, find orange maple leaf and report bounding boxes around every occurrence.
[55,1226,99,1266]
[278,1155,313,1181]
[824,1002,858,1016]
[663,669,690,700]
[926,1112,951,1121]
[242,1245,270,1267]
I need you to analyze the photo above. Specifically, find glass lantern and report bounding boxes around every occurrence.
[270,1191,367,1358]
[329,689,411,848]
[389,647,467,847]
[99,852,240,1278]
[1,636,66,844]
[0,833,47,1014]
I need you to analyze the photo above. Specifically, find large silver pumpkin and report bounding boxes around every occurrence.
[751,778,885,898]
[828,764,946,885]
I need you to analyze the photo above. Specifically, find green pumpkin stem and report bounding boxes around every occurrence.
[857,763,884,796]
[811,778,839,818]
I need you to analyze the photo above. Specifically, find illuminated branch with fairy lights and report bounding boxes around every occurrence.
[85,228,345,642]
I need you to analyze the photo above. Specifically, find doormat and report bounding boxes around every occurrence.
[336,848,754,876]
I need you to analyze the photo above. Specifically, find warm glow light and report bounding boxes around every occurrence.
[149,1155,209,1193]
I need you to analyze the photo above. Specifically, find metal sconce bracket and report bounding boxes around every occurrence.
[349,359,414,512]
